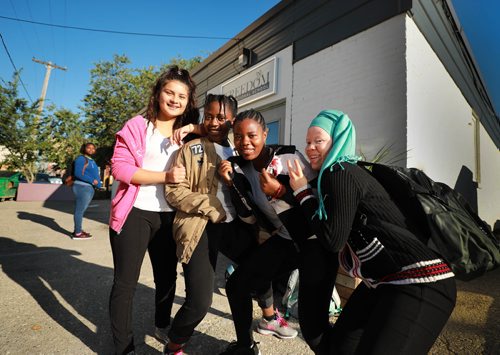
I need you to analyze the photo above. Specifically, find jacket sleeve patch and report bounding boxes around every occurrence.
[190,144,203,155]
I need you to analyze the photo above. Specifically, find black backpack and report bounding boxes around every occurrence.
[358,161,500,281]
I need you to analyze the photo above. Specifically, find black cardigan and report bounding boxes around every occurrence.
[294,163,453,285]
[228,145,316,247]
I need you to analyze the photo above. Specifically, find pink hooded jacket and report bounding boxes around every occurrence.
[109,115,147,233]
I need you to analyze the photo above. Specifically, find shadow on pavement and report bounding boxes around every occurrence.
[39,199,111,226]
[0,236,118,353]
[17,211,73,237]
[431,267,500,354]
[452,268,500,353]
[0,236,237,354]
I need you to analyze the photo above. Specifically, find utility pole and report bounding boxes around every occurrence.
[32,57,67,114]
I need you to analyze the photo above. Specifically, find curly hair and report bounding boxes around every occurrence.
[145,65,199,130]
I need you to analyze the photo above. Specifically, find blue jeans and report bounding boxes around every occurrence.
[72,182,95,234]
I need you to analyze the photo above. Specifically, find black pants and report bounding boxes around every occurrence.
[225,235,299,346]
[167,219,270,344]
[109,208,178,355]
[298,239,339,352]
[325,277,457,355]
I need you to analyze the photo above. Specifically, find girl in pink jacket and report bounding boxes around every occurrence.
[109,66,202,355]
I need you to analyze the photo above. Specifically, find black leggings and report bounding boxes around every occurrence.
[168,220,270,344]
[109,208,178,355]
[325,277,457,355]
[225,235,299,346]
[298,239,338,352]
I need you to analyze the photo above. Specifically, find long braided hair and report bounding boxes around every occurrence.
[233,109,266,130]
[203,94,238,117]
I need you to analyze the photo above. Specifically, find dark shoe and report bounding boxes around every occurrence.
[71,231,93,240]
[220,341,260,355]
[154,326,169,343]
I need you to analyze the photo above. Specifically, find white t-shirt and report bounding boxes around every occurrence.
[133,123,179,212]
[214,142,237,223]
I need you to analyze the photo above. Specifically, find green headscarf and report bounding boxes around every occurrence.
[309,109,359,220]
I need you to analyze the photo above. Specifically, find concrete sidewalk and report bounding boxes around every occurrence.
[0,200,498,354]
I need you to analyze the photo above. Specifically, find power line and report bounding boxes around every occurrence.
[48,0,57,61]
[0,33,33,102]
[0,15,239,41]
[24,0,45,58]
[9,0,37,58]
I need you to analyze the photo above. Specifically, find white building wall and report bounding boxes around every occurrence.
[477,124,500,226]
[242,46,294,144]
[207,13,498,226]
[406,16,474,181]
[238,47,293,103]
[208,46,294,143]
[406,16,499,226]
[291,15,407,158]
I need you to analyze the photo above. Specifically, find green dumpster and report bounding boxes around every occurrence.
[0,171,20,201]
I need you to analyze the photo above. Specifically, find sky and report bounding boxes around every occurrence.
[451,0,500,116]
[0,0,499,117]
[0,0,282,112]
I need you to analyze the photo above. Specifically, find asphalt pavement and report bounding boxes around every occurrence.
[0,200,498,354]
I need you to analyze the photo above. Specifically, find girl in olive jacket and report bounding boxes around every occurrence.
[165,95,276,354]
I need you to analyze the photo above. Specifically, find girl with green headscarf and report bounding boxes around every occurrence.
[306,109,359,220]
[287,110,456,354]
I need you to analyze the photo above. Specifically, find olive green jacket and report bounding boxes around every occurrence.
[165,137,230,263]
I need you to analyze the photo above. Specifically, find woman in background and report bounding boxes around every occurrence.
[71,142,101,240]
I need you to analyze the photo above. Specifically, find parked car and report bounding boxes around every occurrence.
[19,173,63,184]
[48,176,63,184]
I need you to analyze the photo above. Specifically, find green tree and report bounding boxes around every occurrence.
[164,55,203,71]
[38,105,86,171]
[81,54,158,149]
[0,73,42,182]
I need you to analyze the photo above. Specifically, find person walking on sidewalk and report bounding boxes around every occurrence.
[72,142,101,240]
[108,66,203,355]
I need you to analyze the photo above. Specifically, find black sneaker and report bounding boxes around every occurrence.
[154,326,169,343]
[220,341,260,355]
